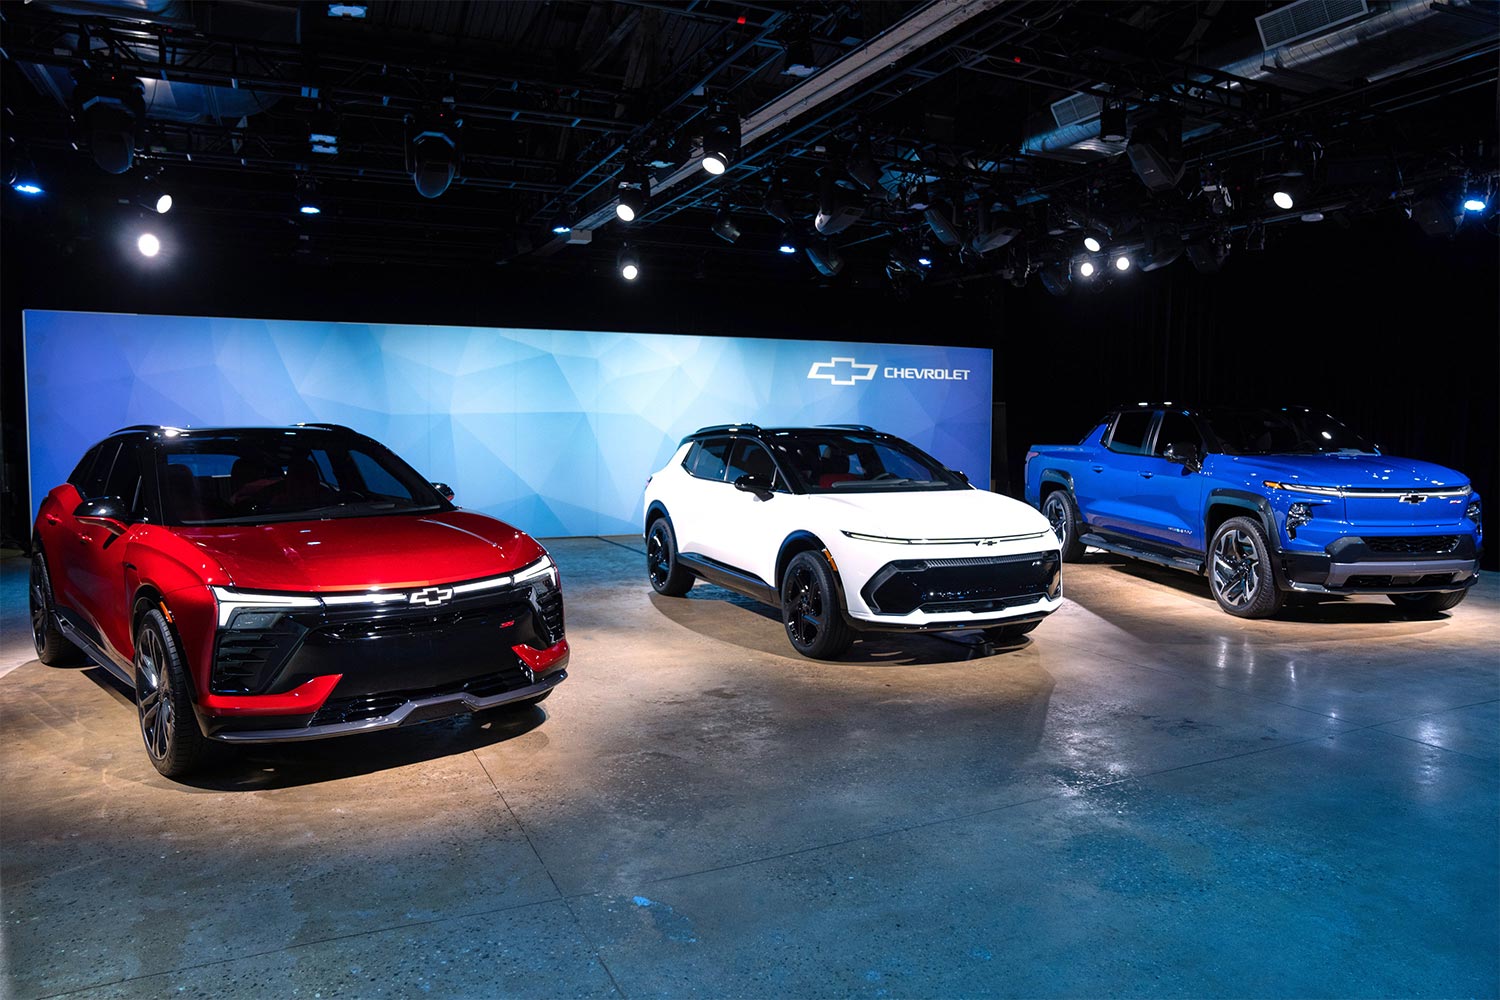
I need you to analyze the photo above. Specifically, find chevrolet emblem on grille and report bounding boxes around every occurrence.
[1399,494,1428,504]
[410,586,455,607]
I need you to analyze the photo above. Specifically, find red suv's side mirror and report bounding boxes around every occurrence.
[431,482,455,502]
[73,497,131,536]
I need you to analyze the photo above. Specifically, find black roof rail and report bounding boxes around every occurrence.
[819,423,877,431]
[295,422,354,432]
[111,424,163,434]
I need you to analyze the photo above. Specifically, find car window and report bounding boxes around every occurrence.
[72,441,120,500]
[1153,412,1202,457]
[772,431,965,493]
[104,441,150,517]
[727,440,780,490]
[1107,411,1153,456]
[687,437,732,481]
[159,431,443,525]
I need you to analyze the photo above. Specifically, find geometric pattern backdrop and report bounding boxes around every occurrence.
[24,310,992,537]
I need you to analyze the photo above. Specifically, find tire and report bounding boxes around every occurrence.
[1042,490,1087,562]
[780,550,853,660]
[1389,590,1468,615]
[1207,516,1285,619]
[984,620,1041,644]
[646,518,693,596]
[134,609,211,779]
[29,552,86,666]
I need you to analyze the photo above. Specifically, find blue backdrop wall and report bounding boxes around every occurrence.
[24,310,992,536]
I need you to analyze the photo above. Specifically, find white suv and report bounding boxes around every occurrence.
[642,424,1063,658]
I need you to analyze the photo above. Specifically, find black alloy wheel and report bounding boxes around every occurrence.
[1042,490,1086,562]
[780,551,852,660]
[29,553,85,666]
[646,518,693,596]
[134,609,211,779]
[1208,517,1284,619]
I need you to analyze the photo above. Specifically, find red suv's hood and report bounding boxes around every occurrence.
[174,511,546,592]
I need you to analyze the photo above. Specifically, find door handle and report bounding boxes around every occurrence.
[45,514,61,525]
[76,533,92,544]
[1090,466,1104,473]
[1139,471,1154,479]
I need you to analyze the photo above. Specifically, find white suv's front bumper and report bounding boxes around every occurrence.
[833,534,1064,630]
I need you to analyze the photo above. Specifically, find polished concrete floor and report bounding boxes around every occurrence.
[1,537,1496,999]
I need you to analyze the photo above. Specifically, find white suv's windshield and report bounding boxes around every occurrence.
[769,431,967,494]
[160,430,447,525]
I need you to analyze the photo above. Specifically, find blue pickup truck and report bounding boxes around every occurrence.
[1024,404,1482,618]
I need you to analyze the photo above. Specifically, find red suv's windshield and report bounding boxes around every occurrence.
[159,430,447,525]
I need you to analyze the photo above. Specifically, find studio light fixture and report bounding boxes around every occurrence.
[11,174,43,196]
[1076,259,1097,278]
[616,164,649,223]
[1082,233,1103,253]
[968,203,1021,254]
[407,107,461,199]
[74,74,145,175]
[814,174,863,235]
[710,200,741,244]
[618,245,640,281]
[1113,253,1132,272]
[1264,173,1309,212]
[780,34,819,78]
[923,197,966,247]
[297,175,321,215]
[1098,100,1128,144]
[805,241,844,277]
[699,102,741,176]
[1462,195,1487,213]
[1127,122,1184,192]
[845,142,884,195]
[139,179,172,214]
[764,173,793,225]
[136,232,161,257]
[1039,264,1072,297]
[778,227,799,254]
[550,221,572,235]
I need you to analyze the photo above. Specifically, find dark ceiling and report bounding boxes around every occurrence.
[3,0,1497,290]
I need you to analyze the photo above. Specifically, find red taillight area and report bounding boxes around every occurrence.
[200,674,343,716]
[512,639,569,673]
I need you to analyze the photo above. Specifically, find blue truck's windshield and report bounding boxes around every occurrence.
[1202,408,1378,456]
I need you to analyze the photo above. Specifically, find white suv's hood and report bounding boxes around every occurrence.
[811,488,1052,539]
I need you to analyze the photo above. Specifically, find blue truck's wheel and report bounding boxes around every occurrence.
[1042,491,1087,562]
[1208,517,1285,618]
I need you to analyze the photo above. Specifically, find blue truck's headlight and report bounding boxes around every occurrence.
[1467,501,1482,523]
[1287,503,1313,530]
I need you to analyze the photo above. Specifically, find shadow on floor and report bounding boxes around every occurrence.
[1076,552,1463,626]
[650,586,1031,666]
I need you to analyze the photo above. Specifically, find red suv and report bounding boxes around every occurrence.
[29,424,568,778]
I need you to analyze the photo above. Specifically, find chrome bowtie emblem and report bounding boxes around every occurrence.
[410,586,454,607]
[979,539,999,546]
[1399,494,1428,504]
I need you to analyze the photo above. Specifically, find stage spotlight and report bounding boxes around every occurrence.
[296,176,321,215]
[12,179,43,196]
[968,203,1021,254]
[778,227,799,254]
[1083,234,1102,253]
[75,76,145,175]
[1114,254,1132,272]
[618,245,640,281]
[815,174,863,235]
[1127,123,1183,192]
[805,241,844,277]
[137,232,161,257]
[1099,100,1128,144]
[917,254,933,267]
[764,174,794,225]
[1463,196,1487,213]
[616,166,648,223]
[1077,259,1096,278]
[923,198,966,247]
[148,190,172,214]
[1039,264,1071,297]
[1264,174,1308,212]
[845,142,884,195]
[700,102,740,176]
[550,222,572,235]
[407,107,461,199]
[781,34,819,78]
[1185,236,1228,273]
[1411,196,1459,238]
[710,203,741,244]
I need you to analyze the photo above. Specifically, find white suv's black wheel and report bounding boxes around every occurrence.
[646,518,693,596]
[29,553,86,666]
[1389,590,1468,615]
[135,609,210,779]
[1208,517,1284,619]
[1041,491,1086,562]
[780,551,852,660]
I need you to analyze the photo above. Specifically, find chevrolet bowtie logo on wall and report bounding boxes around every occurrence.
[807,357,878,386]
[410,586,455,607]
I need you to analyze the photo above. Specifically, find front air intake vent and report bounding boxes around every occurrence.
[1256,0,1369,50]
[1050,93,1102,129]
